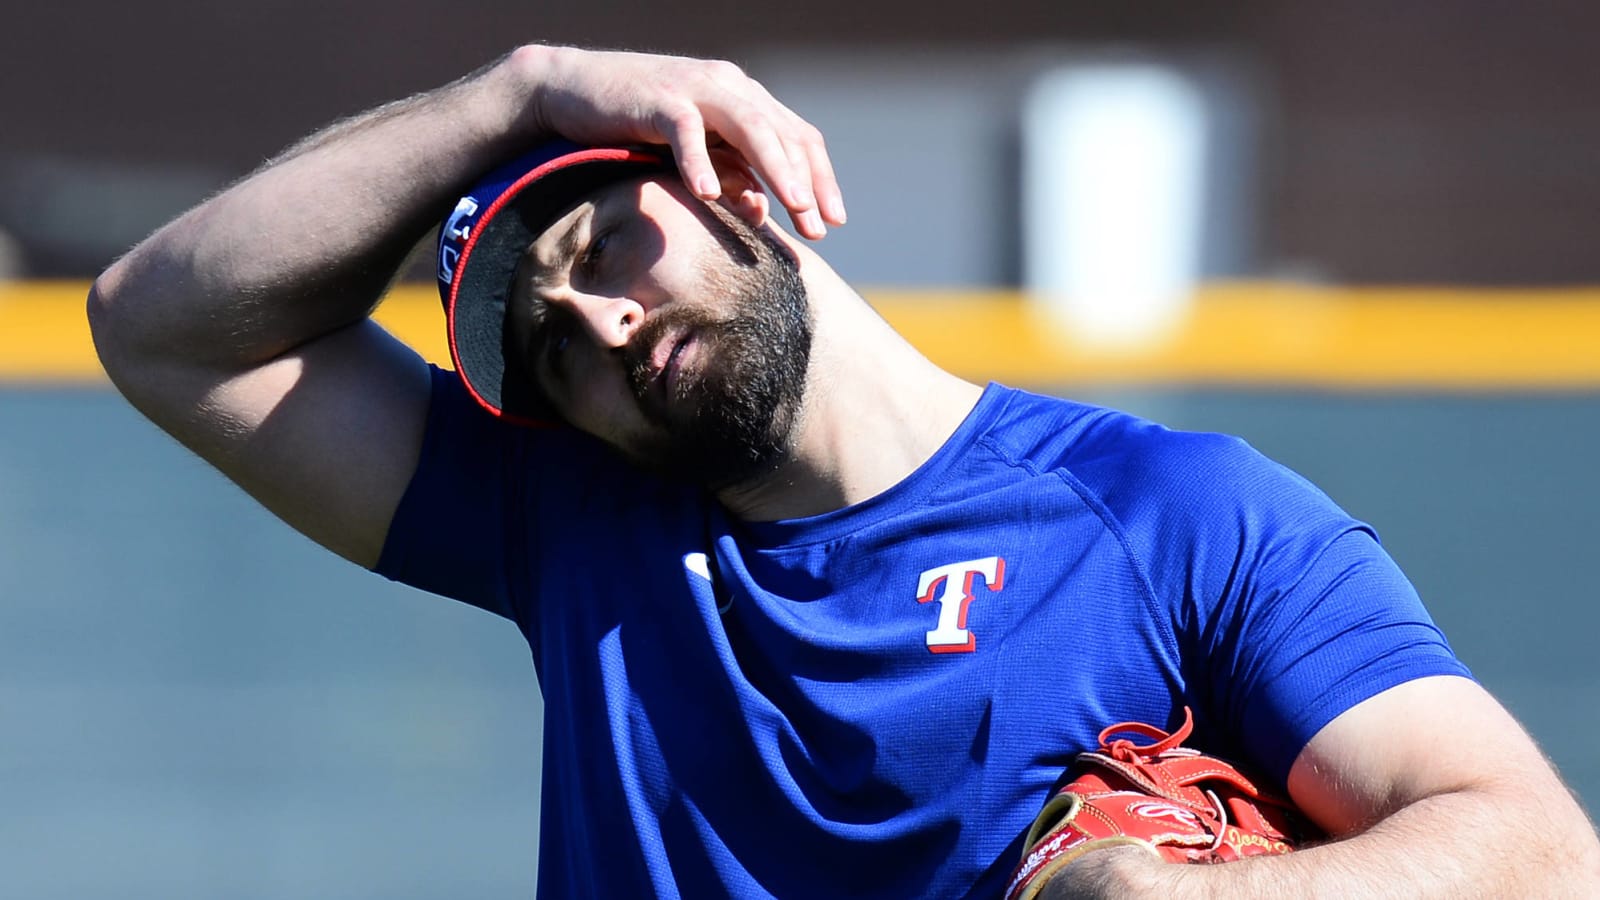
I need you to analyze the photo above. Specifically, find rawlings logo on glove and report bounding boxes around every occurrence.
[1005,708,1317,900]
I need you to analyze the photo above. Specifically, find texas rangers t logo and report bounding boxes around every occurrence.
[916,556,1005,653]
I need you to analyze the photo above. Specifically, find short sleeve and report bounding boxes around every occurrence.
[1180,438,1471,782]
[1080,422,1472,784]
[373,365,529,620]
[1197,522,1470,782]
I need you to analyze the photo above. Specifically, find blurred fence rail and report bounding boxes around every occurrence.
[11,281,1600,391]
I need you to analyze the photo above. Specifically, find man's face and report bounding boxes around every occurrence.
[507,175,812,490]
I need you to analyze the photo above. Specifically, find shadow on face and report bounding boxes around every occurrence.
[504,175,795,413]
[504,176,813,489]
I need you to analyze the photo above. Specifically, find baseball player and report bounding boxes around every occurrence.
[89,45,1600,897]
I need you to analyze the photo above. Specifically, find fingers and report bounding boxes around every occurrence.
[747,79,846,228]
[525,49,846,239]
[657,105,723,202]
[678,60,844,240]
[765,112,844,240]
[795,125,845,227]
[708,147,770,228]
[697,104,824,237]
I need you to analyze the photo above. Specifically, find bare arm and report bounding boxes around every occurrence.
[88,45,845,568]
[1045,676,1600,897]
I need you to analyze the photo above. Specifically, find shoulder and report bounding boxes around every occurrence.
[984,386,1328,525]
[379,366,699,616]
[985,387,1363,594]
[1083,414,1343,538]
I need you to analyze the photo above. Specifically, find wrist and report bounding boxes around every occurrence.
[1036,846,1171,900]
[498,43,565,141]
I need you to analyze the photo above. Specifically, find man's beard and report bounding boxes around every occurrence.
[617,208,812,491]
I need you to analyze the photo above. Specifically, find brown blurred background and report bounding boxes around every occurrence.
[4,0,1597,283]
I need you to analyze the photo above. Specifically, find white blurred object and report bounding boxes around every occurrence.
[0,229,24,280]
[1023,63,1208,348]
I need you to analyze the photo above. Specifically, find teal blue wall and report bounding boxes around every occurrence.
[3,388,1595,896]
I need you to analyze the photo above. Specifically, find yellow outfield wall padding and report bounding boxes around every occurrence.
[9,280,1600,390]
[869,284,1600,389]
[0,282,101,382]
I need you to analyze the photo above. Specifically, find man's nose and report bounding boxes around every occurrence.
[568,293,644,350]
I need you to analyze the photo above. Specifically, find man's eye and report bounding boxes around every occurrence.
[536,319,574,381]
[543,322,573,363]
[580,230,611,276]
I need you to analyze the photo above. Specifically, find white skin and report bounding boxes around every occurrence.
[510,176,794,468]
[88,45,1600,897]
[509,177,724,457]
[510,172,978,514]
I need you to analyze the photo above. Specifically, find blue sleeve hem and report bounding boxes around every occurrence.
[371,365,518,620]
[371,366,453,583]
[1267,658,1475,785]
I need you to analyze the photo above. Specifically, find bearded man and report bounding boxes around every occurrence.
[88,45,1600,898]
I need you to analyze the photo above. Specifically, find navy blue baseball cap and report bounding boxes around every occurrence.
[437,140,671,424]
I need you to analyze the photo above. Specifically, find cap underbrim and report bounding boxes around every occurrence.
[443,146,670,425]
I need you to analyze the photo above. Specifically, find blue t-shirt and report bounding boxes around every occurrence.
[376,367,1469,898]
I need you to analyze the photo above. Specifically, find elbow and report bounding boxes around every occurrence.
[1502,780,1600,886]
[86,258,148,385]
[85,269,114,345]
[85,266,124,374]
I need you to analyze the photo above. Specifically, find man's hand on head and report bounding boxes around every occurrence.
[87,40,847,584]
[509,45,846,240]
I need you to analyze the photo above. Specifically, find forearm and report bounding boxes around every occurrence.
[90,45,554,371]
[1111,784,1600,898]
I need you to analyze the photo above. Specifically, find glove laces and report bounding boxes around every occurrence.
[1096,705,1196,760]
[1096,707,1229,852]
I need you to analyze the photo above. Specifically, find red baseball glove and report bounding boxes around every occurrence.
[1005,708,1316,900]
